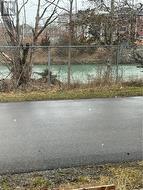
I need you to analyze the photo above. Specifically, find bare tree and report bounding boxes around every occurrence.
[0,0,60,87]
[46,0,74,87]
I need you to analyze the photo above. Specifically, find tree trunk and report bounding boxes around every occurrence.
[12,44,32,87]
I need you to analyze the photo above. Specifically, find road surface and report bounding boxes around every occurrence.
[0,97,142,174]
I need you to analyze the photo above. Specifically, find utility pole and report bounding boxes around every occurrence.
[68,0,73,88]
[75,0,78,38]
[75,0,77,14]
[110,0,115,45]
[22,0,27,42]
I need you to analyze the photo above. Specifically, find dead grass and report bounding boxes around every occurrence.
[59,164,143,190]
[0,82,143,102]
[0,161,142,190]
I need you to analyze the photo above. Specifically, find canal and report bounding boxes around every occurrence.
[0,64,142,83]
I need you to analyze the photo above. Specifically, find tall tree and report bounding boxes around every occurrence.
[0,0,60,87]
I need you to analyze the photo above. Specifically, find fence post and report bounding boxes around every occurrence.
[68,45,71,87]
[48,47,51,86]
[116,45,120,83]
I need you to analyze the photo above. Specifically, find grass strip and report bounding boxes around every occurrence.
[0,86,142,103]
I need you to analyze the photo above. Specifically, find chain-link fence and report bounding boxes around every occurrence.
[0,45,143,87]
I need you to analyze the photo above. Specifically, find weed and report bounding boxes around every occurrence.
[31,176,51,188]
[0,178,11,190]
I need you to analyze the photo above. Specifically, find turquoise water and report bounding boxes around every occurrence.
[0,64,143,83]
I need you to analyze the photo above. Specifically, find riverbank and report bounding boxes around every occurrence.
[0,86,143,102]
[0,161,142,190]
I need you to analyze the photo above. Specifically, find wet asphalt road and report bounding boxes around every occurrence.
[0,97,143,174]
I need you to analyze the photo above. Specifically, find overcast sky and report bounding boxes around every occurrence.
[20,0,143,26]
[21,0,89,25]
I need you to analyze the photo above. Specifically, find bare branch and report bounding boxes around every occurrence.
[33,0,60,42]
[0,52,12,62]
[45,0,69,13]
[18,0,29,14]
[39,0,57,20]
